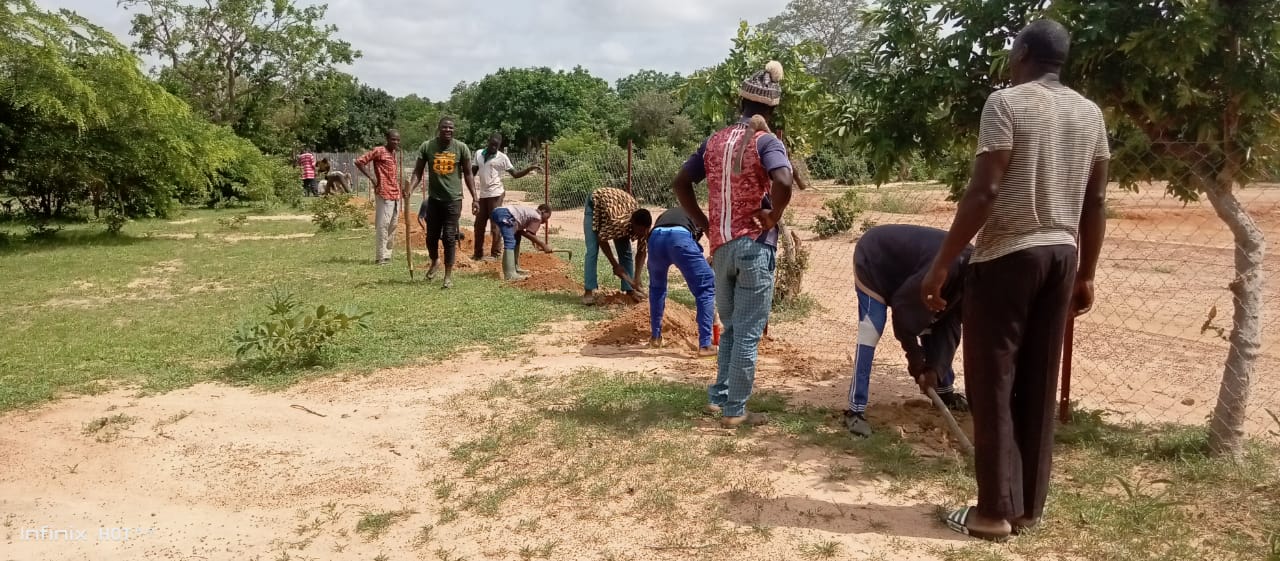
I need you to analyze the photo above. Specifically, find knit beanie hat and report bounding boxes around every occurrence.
[738,61,784,107]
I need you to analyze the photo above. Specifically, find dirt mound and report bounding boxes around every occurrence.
[416,252,577,293]
[590,301,700,347]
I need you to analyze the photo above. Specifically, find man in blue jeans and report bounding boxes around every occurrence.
[647,207,717,357]
[672,60,794,428]
[845,224,972,438]
[491,204,554,281]
[582,187,651,305]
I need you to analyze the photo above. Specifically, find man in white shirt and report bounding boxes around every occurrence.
[471,132,540,262]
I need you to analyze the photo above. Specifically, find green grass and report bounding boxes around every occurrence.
[0,206,596,412]
[354,509,415,539]
[868,191,931,214]
[771,293,821,323]
[992,407,1280,561]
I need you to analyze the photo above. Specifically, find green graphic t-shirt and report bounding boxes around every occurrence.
[419,138,471,201]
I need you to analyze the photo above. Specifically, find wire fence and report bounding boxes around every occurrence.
[305,138,1278,439]
[510,138,1280,440]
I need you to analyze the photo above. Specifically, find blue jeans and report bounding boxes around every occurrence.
[847,287,956,413]
[647,227,715,348]
[707,237,775,417]
[491,207,520,250]
[583,197,634,292]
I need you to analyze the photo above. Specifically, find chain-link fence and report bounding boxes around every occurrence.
[510,137,1279,439]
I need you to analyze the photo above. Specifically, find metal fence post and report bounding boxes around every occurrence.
[626,139,633,195]
[543,141,550,246]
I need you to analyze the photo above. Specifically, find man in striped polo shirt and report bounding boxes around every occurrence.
[921,20,1109,540]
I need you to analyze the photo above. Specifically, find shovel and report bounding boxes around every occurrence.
[926,387,975,457]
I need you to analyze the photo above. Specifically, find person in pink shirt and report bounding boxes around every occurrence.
[297,148,317,197]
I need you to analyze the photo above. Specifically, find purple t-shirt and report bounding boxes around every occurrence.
[680,119,792,247]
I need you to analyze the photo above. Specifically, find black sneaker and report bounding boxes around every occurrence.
[843,410,872,438]
[939,392,970,412]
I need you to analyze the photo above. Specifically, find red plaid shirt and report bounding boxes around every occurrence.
[356,146,401,200]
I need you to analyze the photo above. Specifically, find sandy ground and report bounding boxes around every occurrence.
[1,318,966,561]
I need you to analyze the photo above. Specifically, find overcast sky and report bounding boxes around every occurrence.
[36,0,791,100]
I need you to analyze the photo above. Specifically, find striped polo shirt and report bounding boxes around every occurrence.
[972,80,1110,263]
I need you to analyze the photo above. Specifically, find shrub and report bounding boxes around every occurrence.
[217,214,249,230]
[870,192,930,214]
[103,213,129,235]
[808,151,872,185]
[232,290,372,362]
[631,146,684,208]
[310,193,369,232]
[812,190,865,238]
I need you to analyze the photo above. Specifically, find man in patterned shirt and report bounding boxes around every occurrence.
[355,130,403,265]
[582,187,651,305]
[672,61,794,428]
[921,20,1109,540]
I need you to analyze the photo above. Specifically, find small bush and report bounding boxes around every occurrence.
[310,194,369,232]
[103,213,129,235]
[870,192,930,214]
[808,152,872,185]
[232,290,372,362]
[24,220,63,240]
[812,190,865,238]
[217,214,249,230]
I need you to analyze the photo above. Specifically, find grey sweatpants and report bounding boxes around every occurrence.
[375,196,400,262]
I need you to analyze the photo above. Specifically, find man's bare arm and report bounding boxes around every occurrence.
[521,230,551,252]
[509,166,540,179]
[1077,159,1109,284]
[410,158,427,193]
[937,151,1011,271]
[673,168,709,231]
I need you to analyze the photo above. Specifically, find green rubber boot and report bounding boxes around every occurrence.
[503,250,527,281]
[514,250,529,275]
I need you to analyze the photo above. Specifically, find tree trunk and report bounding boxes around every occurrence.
[1202,177,1266,459]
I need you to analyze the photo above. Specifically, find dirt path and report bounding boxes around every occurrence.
[1,319,969,561]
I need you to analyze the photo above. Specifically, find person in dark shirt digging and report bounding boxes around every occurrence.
[844,224,972,438]
[647,207,717,357]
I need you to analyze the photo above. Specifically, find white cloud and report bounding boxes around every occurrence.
[35,0,790,99]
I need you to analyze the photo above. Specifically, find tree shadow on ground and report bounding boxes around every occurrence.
[0,231,156,255]
[318,256,371,265]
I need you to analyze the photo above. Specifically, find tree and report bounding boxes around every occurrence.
[458,67,621,151]
[841,0,1279,458]
[120,0,358,149]
[682,22,829,159]
[392,94,441,152]
[1,0,293,220]
[758,0,875,74]
[624,91,682,148]
[615,70,685,100]
[316,83,396,152]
